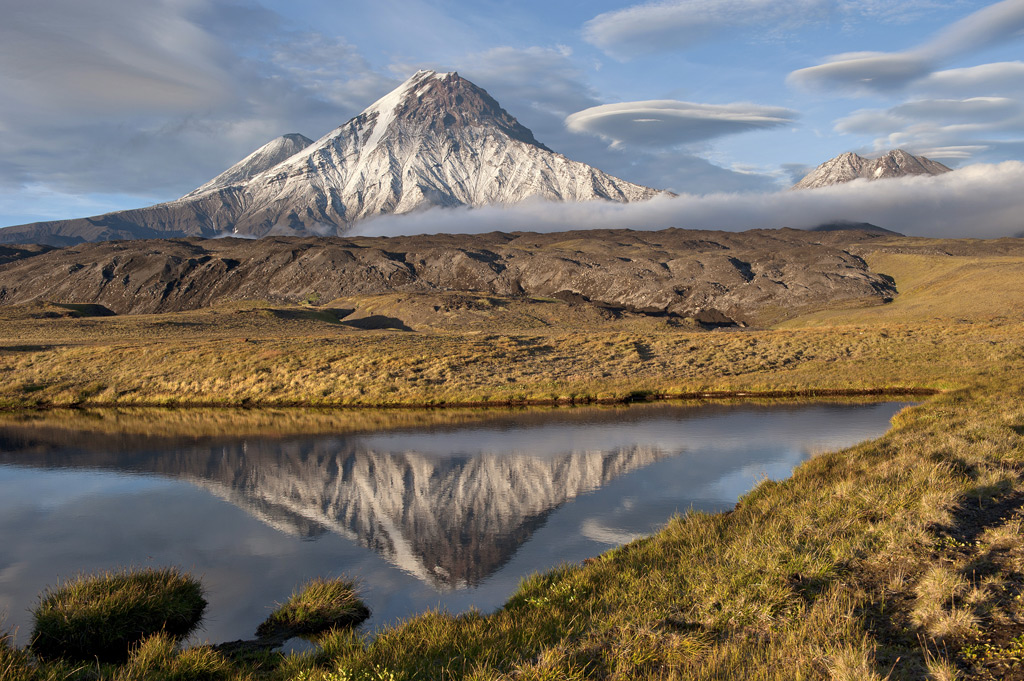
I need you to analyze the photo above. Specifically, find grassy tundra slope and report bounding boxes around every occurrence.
[2,234,1024,679]
[0,234,1022,409]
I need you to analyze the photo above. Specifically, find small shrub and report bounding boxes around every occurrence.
[257,578,370,640]
[30,567,206,662]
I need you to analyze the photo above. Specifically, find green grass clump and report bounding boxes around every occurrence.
[112,632,235,681]
[30,567,206,663]
[257,578,370,640]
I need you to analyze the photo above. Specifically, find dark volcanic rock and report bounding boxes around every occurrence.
[808,221,903,236]
[0,228,897,326]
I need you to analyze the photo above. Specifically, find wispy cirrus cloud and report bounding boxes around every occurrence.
[788,0,1024,94]
[565,100,798,148]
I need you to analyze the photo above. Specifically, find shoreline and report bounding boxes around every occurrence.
[0,386,940,413]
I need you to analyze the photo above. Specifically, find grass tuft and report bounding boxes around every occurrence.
[111,632,236,681]
[256,578,370,640]
[825,640,888,681]
[29,567,206,663]
[1,624,33,681]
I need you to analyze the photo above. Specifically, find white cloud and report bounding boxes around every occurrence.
[583,0,830,57]
[918,0,1024,62]
[833,96,1024,162]
[788,52,932,94]
[0,0,400,200]
[834,109,905,135]
[353,162,1024,239]
[0,0,230,113]
[890,97,1021,123]
[837,97,1023,132]
[915,62,1024,97]
[565,101,798,148]
[582,0,959,57]
[789,0,1024,94]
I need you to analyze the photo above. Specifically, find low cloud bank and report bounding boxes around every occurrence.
[354,161,1024,239]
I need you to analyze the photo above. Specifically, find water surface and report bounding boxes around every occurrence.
[0,401,909,645]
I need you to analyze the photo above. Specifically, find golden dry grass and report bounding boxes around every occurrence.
[0,317,1016,408]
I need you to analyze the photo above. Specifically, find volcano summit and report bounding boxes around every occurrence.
[0,71,661,246]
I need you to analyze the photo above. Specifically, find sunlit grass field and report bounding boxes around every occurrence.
[3,240,1024,679]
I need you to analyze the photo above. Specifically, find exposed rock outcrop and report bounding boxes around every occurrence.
[0,228,898,326]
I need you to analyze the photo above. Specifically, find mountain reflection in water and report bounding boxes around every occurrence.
[0,401,910,643]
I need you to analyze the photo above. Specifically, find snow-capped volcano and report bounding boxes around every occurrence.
[0,70,661,246]
[792,149,952,190]
[202,70,660,234]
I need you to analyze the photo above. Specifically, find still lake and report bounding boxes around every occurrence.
[0,401,910,645]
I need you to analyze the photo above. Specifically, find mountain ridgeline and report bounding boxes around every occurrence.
[792,149,952,190]
[0,228,899,327]
[0,71,660,247]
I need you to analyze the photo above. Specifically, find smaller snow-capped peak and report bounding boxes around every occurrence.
[184,133,313,198]
[793,149,952,190]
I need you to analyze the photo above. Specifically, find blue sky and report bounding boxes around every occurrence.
[1,0,1023,229]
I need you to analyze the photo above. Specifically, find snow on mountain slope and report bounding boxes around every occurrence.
[792,149,951,190]
[197,70,661,236]
[183,133,313,198]
[0,71,661,245]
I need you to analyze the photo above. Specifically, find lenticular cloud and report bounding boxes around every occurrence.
[354,161,1024,239]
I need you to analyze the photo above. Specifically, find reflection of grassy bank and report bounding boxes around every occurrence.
[0,396,924,442]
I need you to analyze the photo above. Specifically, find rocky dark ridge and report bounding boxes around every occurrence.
[0,227,897,327]
[808,221,903,236]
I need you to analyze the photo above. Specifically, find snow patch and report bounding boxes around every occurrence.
[362,71,435,154]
